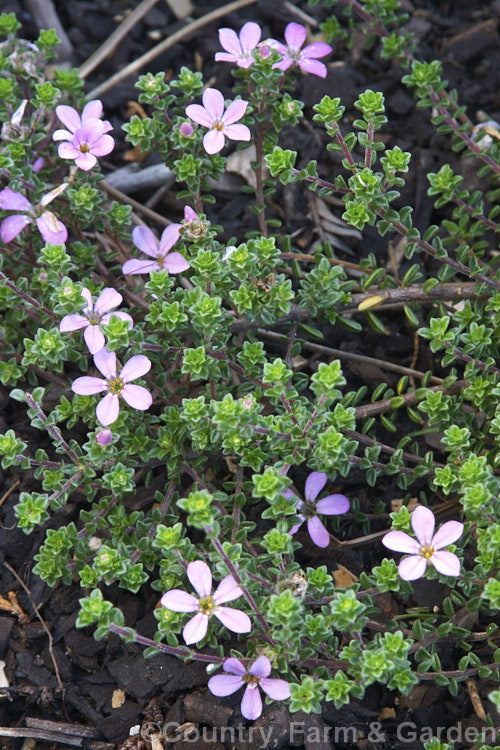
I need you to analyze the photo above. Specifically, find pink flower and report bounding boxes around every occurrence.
[0,185,68,244]
[96,429,113,445]
[284,471,349,548]
[382,506,463,581]
[54,100,114,171]
[71,348,152,426]
[179,121,194,137]
[161,560,251,645]
[215,22,262,68]
[270,23,332,78]
[185,88,250,155]
[122,224,189,275]
[60,287,133,354]
[208,656,290,720]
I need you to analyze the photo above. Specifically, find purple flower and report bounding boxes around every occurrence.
[185,88,250,155]
[382,506,463,581]
[60,287,133,354]
[0,185,68,244]
[270,23,332,78]
[122,224,189,275]
[161,560,251,645]
[71,348,152,426]
[284,471,349,548]
[208,656,290,720]
[179,121,194,137]
[215,22,262,68]
[54,100,114,171]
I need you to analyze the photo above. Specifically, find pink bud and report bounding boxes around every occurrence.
[32,157,45,172]
[96,429,113,445]
[179,122,194,137]
[259,44,271,58]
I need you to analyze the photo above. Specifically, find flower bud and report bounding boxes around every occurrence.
[96,429,113,445]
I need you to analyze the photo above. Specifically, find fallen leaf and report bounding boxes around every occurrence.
[333,564,358,588]
[378,706,396,720]
[112,689,126,708]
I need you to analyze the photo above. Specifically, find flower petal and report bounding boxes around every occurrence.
[159,223,182,253]
[249,656,271,678]
[93,348,116,379]
[297,58,328,78]
[240,22,261,52]
[132,225,160,257]
[307,516,330,548]
[161,590,199,612]
[0,214,32,242]
[221,99,247,126]
[301,42,332,60]
[218,28,241,56]
[122,258,161,275]
[215,52,238,64]
[90,134,115,157]
[163,252,190,274]
[53,128,73,141]
[411,506,435,546]
[84,324,106,354]
[183,612,208,644]
[213,575,243,605]
[60,314,89,333]
[316,493,350,515]
[55,104,81,132]
[185,104,213,128]
[203,129,225,154]
[120,354,151,382]
[208,674,244,697]
[431,550,461,577]
[214,607,251,634]
[121,384,152,411]
[96,393,120,426]
[305,471,327,501]
[0,188,32,212]
[202,88,225,121]
[71,376,106,395]
[94,287,122,315]
[285,22,307,49]
[398,555,427,581]
[187,560,212,598]
[222,124,251,142]
[184,206,198,221]
[223,658,247,676]
[36,213,67,244]
[382,530,420,554]
[82,100,103,121]
[260,677,291,700]
[74,153,98,171]
[431,520,463,550]
[57,141,81,160]
[241,684,262,720]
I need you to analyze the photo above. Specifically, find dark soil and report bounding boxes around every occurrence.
[1,0,499,748]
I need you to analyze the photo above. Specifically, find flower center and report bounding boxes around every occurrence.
[198,596,215,616]
[88,312,100,325]
[108,377,124,395]
[243,674,259,686]
[420,544,435,560]
[211,120,225,131]
[303,501,317,520]
[79,143,91,153]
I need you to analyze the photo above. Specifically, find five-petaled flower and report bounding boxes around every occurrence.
[71,348,152,426]
[208,656,290,720]
[0,185,68,244]
[161,560,251,645]
[122,224,189,275]
[60,287,133,354]
[284,471,350,548]
[186,88,250,155]
[382,506,463,581]
[215,22,262,68]
[54,100,114,171]
[270,22,332,78]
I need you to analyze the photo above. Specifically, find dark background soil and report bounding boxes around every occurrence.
[0,0,499,748]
